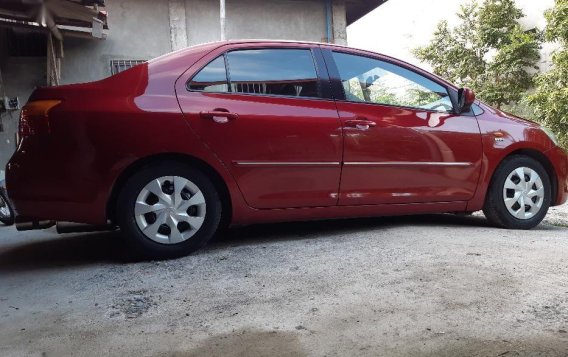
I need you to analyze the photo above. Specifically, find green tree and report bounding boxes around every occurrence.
[528,0,568,148]
[413,0,541,110]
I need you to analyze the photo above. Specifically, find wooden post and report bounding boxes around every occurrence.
[40,4,64,87]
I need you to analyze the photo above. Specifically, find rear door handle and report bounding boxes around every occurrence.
[345,119,377,130]
[199,109,239,124]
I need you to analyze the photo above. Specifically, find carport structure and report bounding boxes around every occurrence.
[0,0,108,86]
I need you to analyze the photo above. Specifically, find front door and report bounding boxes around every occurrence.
[176,46,343,209]
[325,50,483,205]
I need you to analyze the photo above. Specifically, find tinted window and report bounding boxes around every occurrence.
[227,49,319,98]
[332,52,453,112]
[188,56,229,92]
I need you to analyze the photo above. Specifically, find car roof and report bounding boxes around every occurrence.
[224,38,340,45]
[222,39,354,51]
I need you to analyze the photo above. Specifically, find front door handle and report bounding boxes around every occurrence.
[345,119,377,130]
[200,109,239,124]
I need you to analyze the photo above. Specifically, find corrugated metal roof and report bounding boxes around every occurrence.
[346,0,388,25]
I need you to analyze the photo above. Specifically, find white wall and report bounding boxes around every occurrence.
[347,0,556,71]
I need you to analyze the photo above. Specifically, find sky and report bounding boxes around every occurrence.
[347,0,555,71]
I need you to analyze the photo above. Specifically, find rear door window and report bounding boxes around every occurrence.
[187,56,229,92]
[226,49,320,98]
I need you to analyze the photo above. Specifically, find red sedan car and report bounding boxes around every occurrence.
[7,40,568,258]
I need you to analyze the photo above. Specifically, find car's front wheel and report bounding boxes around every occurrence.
[117,162,222,259]
[483,155,551,229]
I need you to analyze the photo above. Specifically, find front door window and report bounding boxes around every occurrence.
[332,52,454,113]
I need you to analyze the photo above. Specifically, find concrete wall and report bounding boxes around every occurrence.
[61,0,173,84]
[65,0,345,83]
[186,0,222,45]
[185,0,344,45]
[225,0,327,43]
[0,0,348,170]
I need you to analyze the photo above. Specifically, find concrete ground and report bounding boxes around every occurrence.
[1,206,567,357]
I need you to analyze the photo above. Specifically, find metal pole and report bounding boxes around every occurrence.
[220,0,226,41]
[325,0,333,43]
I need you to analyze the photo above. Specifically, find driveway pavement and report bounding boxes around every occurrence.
[0,207,567,356]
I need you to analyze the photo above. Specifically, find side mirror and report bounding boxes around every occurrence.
[364,75,379,89]
[457,87,476,113]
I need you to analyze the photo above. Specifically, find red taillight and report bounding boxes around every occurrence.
[18,100,62,142]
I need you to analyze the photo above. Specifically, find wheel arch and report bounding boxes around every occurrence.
[106,153,232,227]
[493,148,558,205]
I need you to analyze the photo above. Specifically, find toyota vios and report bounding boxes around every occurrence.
[7,41,568,258]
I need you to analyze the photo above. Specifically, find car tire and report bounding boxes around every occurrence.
[0,189,15,226]
[483,155,551,230]
[116,161,222,259]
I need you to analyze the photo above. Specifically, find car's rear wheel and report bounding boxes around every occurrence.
[0,189,15,226]
[117,162,222,259]
[483,155,551,229]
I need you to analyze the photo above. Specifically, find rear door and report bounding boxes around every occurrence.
[323,48,483,205]
[176,44,343,209]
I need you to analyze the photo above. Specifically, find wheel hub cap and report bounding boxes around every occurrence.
[135,176,206,244]
[502,167,544,220]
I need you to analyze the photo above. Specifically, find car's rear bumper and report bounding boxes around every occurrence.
[546,145,568,206]
[6,140,110,225]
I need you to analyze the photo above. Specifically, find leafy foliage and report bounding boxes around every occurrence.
[477,0,523,47]
[413,0,541,110]
[528,0,568,148]
[480,26,541,106]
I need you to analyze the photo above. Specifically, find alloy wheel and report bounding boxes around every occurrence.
[134,176,206,244]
